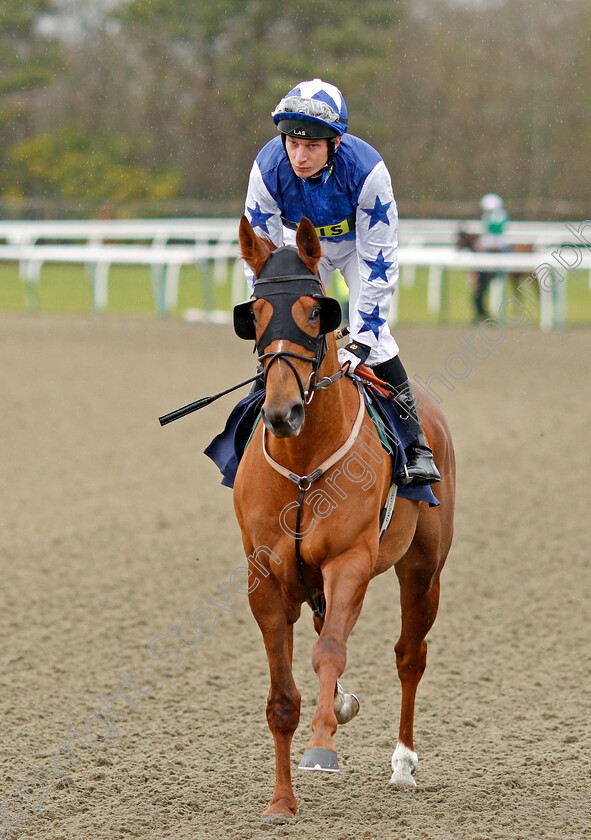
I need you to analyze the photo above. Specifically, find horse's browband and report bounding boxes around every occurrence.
[254,275,323,287]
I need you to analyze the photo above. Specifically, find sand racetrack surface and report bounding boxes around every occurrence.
[1,313,590,840]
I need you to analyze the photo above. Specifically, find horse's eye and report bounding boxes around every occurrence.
[310,307,321,321]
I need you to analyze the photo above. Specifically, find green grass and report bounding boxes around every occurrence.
[0,262,233,316]
[1,261,590,325]
[397,268,474,325]
[565,276,591,324]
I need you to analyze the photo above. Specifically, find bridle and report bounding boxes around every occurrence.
[233,246,343,405]
[257,344,345,406]
[159,247,342,432]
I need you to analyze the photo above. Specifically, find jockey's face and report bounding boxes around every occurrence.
[285,136,341,178]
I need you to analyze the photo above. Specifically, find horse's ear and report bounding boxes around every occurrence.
[296,217,322,275]
[239,215,275,277]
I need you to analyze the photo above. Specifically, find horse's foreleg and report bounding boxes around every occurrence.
[249,576,301,818]
[391,550,442,788]
[299,553,370,772]
[312,614,360,725]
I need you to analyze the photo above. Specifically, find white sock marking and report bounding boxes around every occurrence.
[389,741,418,788]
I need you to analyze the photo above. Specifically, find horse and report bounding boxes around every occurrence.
[457,228,537,321]
[233,215,456,819]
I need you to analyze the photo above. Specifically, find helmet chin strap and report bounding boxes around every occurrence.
[305,163,333,186]
[327,136,338,161]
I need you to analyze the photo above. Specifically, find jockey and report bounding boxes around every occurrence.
[479,193,509,251]
[243,78,440,486]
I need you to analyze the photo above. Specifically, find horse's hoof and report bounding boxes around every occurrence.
[389,770,417,788]
[389,742,418,788]
[262,798,296,820]
[262,813,294,822]
[334,681,360,725]
[298,747,340,773]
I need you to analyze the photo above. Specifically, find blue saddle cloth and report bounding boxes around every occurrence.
[204,390,265,489]
[204,382,439,507]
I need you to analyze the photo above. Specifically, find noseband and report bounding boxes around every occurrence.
[258,346,345,404]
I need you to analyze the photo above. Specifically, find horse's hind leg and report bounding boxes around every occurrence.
[249,575,301,818]
[391,548,443,787]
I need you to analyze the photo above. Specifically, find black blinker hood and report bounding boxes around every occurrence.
[233,246,342,352]
[257,246,319,284]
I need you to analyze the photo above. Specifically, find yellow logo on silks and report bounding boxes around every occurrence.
[314,217,354,238]
[282,213,355,238]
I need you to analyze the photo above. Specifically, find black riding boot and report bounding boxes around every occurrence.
[372,357,441,487]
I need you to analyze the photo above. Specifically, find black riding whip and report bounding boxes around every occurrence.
[159,373,261,426]
[159,326,351,426]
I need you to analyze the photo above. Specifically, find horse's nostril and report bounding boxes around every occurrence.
[288,403,305,429]
[262,405,280,426]
[262,401,305,437]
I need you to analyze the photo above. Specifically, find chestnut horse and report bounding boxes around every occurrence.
[233,216,455,819]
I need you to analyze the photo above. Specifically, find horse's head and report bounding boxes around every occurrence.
[234,216,342,438]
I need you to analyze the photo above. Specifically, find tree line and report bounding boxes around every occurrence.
[1,0,589,219]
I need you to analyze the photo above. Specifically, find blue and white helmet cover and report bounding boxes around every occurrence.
[272,78,349,136]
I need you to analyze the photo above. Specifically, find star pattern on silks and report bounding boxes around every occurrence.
[247,201,274,235]
[363,249,393,282]
[358,304,387,340]
[361,195,392,229]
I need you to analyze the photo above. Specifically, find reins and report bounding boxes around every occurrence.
[161,226,353,616]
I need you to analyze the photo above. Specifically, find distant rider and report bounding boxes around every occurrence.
[480,193,509,251]
[472,193,510,319]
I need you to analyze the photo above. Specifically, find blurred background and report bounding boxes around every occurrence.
[1,0,589,324]
[2,0,590,221]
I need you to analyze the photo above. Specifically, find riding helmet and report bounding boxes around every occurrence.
[272,78,349,139]
[480,193,504,212]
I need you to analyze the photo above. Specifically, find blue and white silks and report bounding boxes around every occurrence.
[244,134,400,365]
